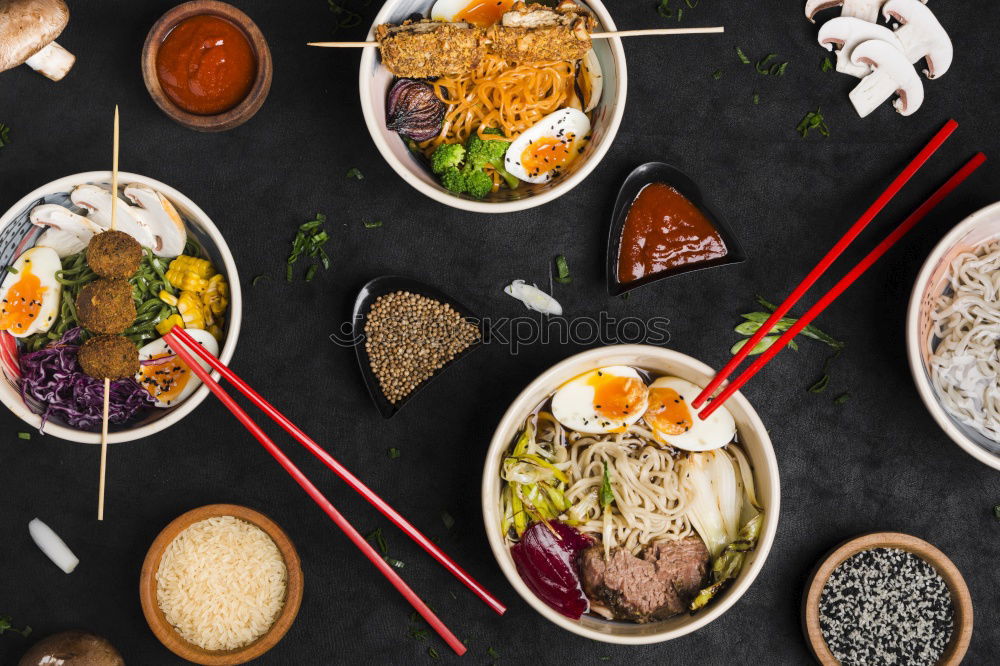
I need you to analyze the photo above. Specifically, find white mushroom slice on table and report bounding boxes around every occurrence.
[0,0,75,81]
[29,204,103,257]
[122,184,187,257]
[818,17,905,78]
[70,184,156,249]
[804,0,884,24]
[849,39,924,117]
[882,0,952,79]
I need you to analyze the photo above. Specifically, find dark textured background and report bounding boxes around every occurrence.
[1,1,999,664]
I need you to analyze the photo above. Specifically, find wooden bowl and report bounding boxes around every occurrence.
[139,504,303,665]
[802,532,972,665]
[141,1,272,132]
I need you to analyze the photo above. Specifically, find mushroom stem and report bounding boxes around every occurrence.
[24,40,75,80]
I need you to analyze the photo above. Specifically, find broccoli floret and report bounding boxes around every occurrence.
[439,167,467,194]
[463,168,494,199]
[466,134,520,190]
[431,143,466,175]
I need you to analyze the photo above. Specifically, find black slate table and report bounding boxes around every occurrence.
[2,1,999,664]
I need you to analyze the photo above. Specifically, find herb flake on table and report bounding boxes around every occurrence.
[365,527,404,568]
[487,646,500,659]
[287,213,331,281]
[753,93,760,105]
[428,647,440,659]
[656,0,673,19]
[834,392,850,405]
[17,431,30,440]
[363,220,383,229]
[993,504,1000,520]
[822,56,834,72]
[327,0,363,33]
[797,109,830,138]
[736,46,750,64]
[755,53,777,74]
[441,511,455,530]
[0,615,31,637]
[712,69,723,80]
[554,255,571,284]
[346,167,364,180]
[388,447,400,459]
[0,123,9,149]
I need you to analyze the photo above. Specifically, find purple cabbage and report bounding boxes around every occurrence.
[386,79,445,142]
[19,328,154,431]
[511,521,593,619]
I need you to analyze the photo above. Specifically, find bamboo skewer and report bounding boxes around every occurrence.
[306,25,724,48]
[97,105,119,522]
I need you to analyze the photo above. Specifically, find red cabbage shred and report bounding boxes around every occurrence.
[511,521,593,620]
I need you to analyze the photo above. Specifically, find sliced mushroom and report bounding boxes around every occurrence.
[882,0,952,78]
[122,184,187,257]
[29,204,104,257]
[0,0,75,81]
[849,39,924,117]
[805,0,884,23]
[70,184,156,248]
[818,17,905,77]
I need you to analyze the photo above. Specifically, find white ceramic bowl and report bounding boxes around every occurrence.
[0,172,242,444]
[358,0,627,213]
[907,201,1000,471]
[481,345,780,644]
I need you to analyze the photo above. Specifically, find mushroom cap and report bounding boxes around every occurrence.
[0,0,69,72]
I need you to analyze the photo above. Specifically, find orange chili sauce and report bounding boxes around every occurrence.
[156,15,256,116]
[617,183,728,284]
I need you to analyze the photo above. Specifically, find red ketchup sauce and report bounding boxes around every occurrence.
[617,182,728,284]
[156,15,256,116]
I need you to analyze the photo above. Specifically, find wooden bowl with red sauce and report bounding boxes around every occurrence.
[606,163,746,296]
[142,1,272,132]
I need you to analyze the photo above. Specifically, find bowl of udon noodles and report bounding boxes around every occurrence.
[482,345,779,643]
[0,172,241,444]
[908,201,1000,471]
[358,0,626,213]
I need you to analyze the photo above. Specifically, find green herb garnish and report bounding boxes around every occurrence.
[409,627,429,640]
[797,109,830,138]
[770,61,789,76]
[346,167,364,180]
[753,93,760,105]
[0,123,10,149]
[656,0,672,19]
[808,374,830,393]
[327,0,363,33]
[17,432,30,440]
[488,647,500,659]
[712,69,723,80]
[821,56,834,72]
[428,647,441,659]
[5,266,18,275]
[0,616,31,638]
[736,46,750,64]
[833,393,850,405]
[993,505,1000,520]
[251,274,269,286]
[287,213,331,281]
[441,511,455,530]
[731,296,843,356]
[366,527,388,555]
[755,53,777,74]
[600,462,615,509]
[363,220,383,229]
[554,255,571,284]
[388,447,401,459]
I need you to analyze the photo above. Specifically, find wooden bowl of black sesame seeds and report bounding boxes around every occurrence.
[352,276,484,418]
[802,532,972,666]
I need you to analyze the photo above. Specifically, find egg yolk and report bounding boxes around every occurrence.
[520,135,575,179]
[138,353,191,405]
[587,372,647,421]
[645,387,693,435]
[456,0,514,26]
[0,260,45,333]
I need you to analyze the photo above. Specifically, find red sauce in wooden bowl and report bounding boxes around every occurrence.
[156,15,256,116]
[617,182,728,284]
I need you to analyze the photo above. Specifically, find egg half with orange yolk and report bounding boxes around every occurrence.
[136,328,218,408]
[0,247,61,338]
[504,108,591,185]
[431,0,514,26]
[551,366,649,434]
[644,377,736,451]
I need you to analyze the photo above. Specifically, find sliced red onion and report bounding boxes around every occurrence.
[386,79,445,142]
[511,521,593,620]
[140,354,176,367]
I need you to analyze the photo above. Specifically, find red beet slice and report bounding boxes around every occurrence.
[511,521,593,620]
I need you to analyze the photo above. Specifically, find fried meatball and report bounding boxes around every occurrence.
[76,279,136,334]
[87,230,142,279]
[78,334,139,380]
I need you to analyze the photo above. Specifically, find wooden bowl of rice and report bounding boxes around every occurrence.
[140,504,303,665]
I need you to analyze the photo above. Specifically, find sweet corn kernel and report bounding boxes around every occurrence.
[155,314,184,336]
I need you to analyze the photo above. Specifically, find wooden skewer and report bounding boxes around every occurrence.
[97,104,119,522]
[306,26,724,48]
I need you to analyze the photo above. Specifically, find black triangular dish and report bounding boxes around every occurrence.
[352,276,484,419]
[606,162,747,297]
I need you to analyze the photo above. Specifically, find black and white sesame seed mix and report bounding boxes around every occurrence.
[819,547,953,666]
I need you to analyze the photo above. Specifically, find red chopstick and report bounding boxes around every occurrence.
[163,328,505,618]
[162,333,468,656]
[692,119,959,410]
[699,152,986,419]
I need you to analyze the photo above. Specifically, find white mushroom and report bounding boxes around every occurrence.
[0,0,75,81]
[70,184,156,248]
[805,0,884,24]
[29,204,103,257]
[818,17,904,77]
[849,39,924,117]
[882,0,952,79]
[122,184,187,257]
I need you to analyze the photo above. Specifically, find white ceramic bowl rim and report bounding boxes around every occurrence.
[906,200,1000,471]
[0,171,242,444]
[357,0,628,213]
[480,345,780,644]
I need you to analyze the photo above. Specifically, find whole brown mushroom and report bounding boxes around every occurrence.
[18,630,124,666]
[0,0,75,81]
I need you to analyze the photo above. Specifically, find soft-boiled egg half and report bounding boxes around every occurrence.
[136,328,218,408]
[504,108,591,185]
[644,377,736,451]
[0,247,61,338]
[431,0,514,26]
[551,366,649,434]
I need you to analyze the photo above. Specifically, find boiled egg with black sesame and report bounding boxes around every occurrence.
[551,366,649,434]
[431,0,514,26]
[644,377,735,451]
[504,108,591,185]
[0,247,61,338]
[136,328,218,408]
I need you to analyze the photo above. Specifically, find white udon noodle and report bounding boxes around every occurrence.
[929,240,1000,444]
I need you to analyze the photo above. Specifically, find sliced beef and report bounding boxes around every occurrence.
[579,536,710,623]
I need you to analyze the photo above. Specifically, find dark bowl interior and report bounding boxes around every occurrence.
[606,162,747,296]
[351,276,484,418]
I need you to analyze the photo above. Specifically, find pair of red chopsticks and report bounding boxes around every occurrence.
[694,119,986,418]
[162,327,505,656]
